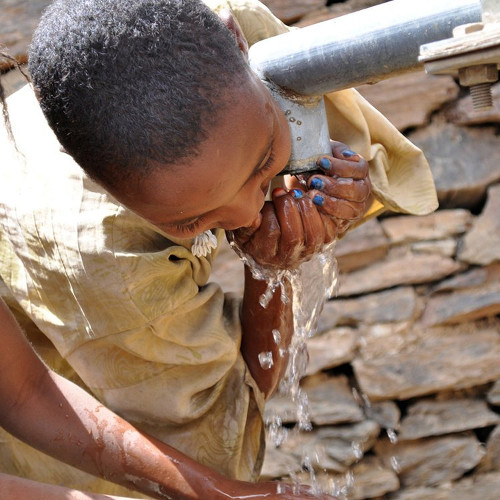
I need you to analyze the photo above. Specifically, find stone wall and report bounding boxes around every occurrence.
[2,0,500,498]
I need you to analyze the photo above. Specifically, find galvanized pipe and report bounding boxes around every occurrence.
[250,0,483,175]
[249,0,482,96]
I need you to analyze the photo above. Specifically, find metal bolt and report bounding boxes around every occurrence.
[470,82,494,109]
[458,64,498,111]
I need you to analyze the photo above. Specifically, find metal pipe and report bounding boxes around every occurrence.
[249,0,482,96]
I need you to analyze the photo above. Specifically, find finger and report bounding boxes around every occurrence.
[273,190,305,264]
[234,202,281,265]
[330,140,362,162]
[309,192,367,221]
[316,155,369,180]
[294,195,325,255]
[307,175,371,203]
[320,213,339,243]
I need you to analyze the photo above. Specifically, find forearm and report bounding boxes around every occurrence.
[240,265,293,399]
[4,370,230,500]
[0,301,226,500]
[0,472,130,500]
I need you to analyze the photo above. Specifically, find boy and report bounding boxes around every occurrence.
[0,0,437,496]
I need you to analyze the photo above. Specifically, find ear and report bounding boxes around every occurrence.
[218,8,249,57]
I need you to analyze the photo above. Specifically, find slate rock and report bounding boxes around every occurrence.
[261,0,326,24]
[305,327,358,376]
[294,456,400,500]
[410,238,457,258]
[375,434,484,487]
[338,247,462,297]
[270,420,381,473]
[409,120,500,209]
[328,286,418,326]
[431,263,500,294]
[398,398,500,440]
[356,72,459,132]
[380,209,473,244]
[353,320,500,400]
[335,218,389,273]
[477,425,500,473]
[0,0,51,68]
[487,379,500,406]
[458,183,500,266]
[389,472,500,499]
[264,373,364,425]
[421,284,500,326]
[365,400,401,431]
[296,0,392,27]
[260,445,301,480]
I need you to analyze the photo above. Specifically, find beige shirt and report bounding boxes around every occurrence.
[0,0,437,496]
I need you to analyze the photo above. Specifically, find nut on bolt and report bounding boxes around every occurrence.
[458,64,498,86]
[459,64,498,111]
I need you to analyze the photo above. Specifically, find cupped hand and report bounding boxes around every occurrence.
[229,187,337,270]
[287,140,372,235]
[229,141,371,270]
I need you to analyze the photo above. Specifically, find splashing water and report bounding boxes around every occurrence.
[258,351,274,370]
[228,235,339,493]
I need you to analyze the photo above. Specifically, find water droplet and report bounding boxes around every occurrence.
[285,109,291,116]
[289,117,296,122]
[387,428,398,444]
[258,351,274,370]
[352,441,363,460]
[296,137,302,141]
[390,455,401,473]
[297,120,302,125]
[272,329,281,345]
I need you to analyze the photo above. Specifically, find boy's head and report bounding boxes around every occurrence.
[29,0,249,188]
[29,0,291,237]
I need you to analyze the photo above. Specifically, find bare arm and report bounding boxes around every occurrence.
[240,266,293,399]
[0,300,335,500]
[0,472,130,500]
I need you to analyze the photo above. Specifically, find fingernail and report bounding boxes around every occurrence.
[313,194,324,206]
[318,157,331,170]
[291,189,303,199]
[310,177,323,190]
[342,149,358,158]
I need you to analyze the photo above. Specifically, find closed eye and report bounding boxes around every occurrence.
[172,217,204,235]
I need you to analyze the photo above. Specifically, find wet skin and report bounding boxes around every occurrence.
[111,68,371,270]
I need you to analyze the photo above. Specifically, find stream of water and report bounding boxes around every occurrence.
[229,238,341,494]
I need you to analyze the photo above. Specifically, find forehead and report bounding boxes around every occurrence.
[113,75,276,220]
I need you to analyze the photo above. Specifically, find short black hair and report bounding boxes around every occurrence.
[29,0,249,188]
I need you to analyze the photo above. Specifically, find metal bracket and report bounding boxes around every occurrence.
[419,0,500,110]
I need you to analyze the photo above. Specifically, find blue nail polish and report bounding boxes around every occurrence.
[319,157,331,169]
[313,194,324,206]
[310,177,323,190]
[342,149,357,158]
[291,189,303,199]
